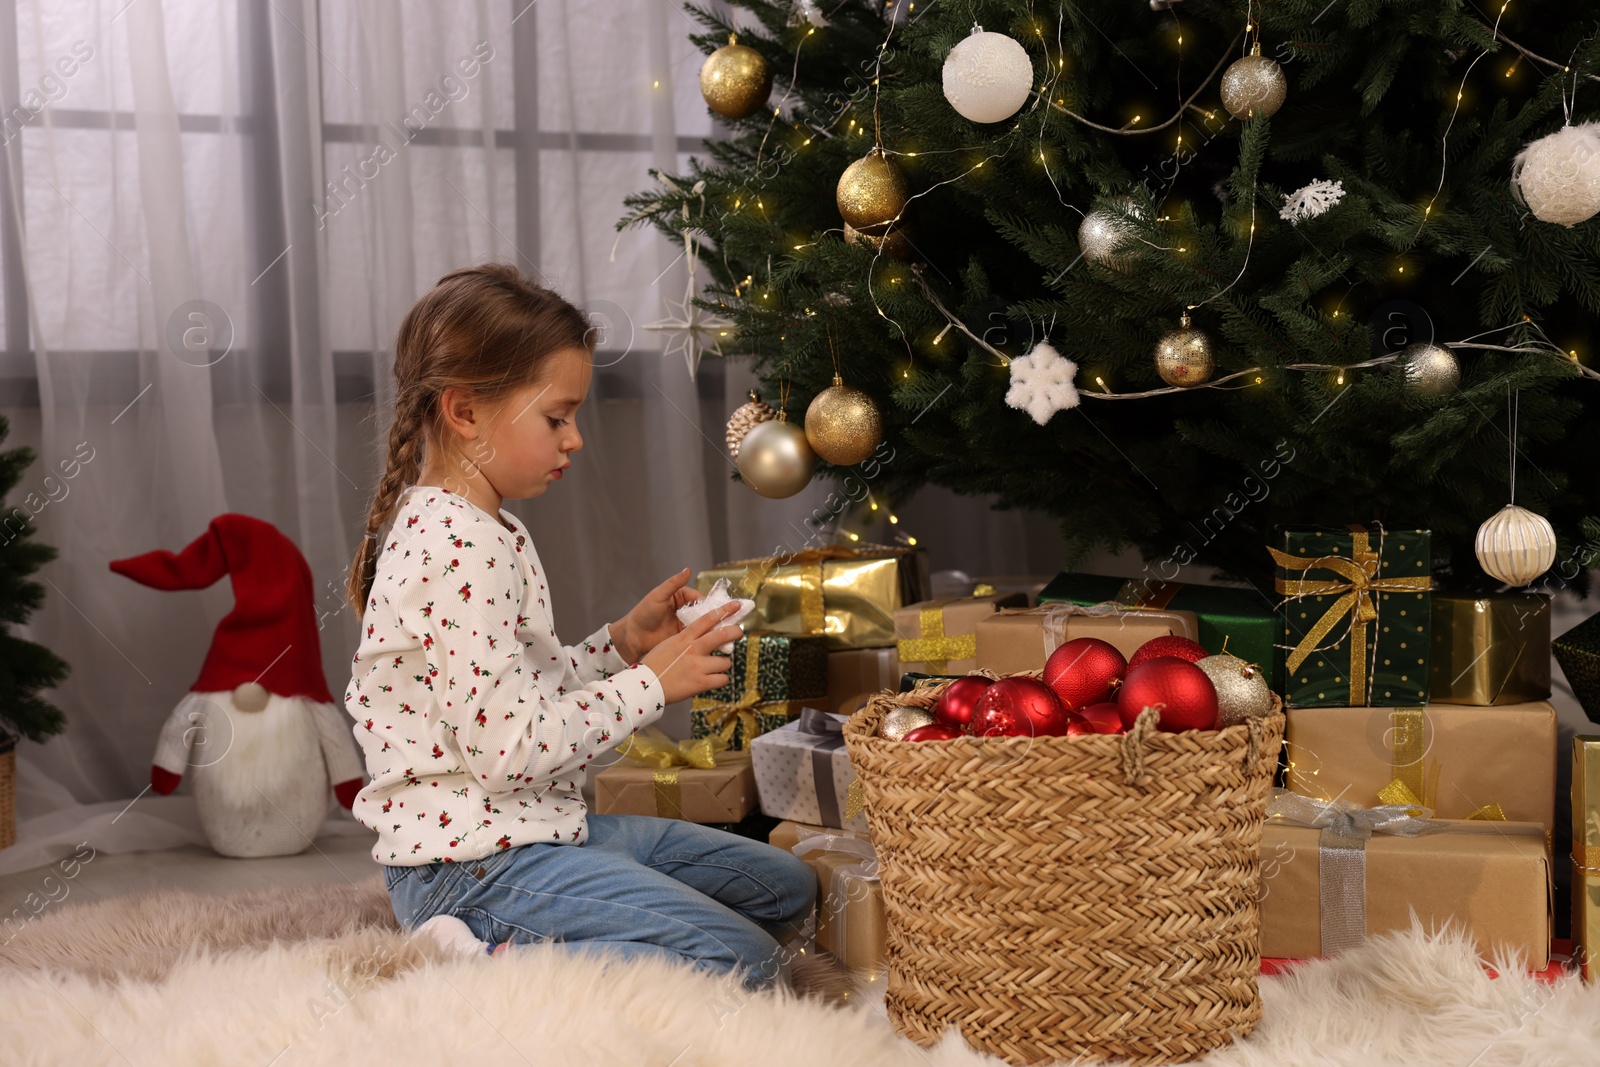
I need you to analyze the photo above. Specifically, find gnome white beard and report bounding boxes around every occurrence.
[174,691,331,858]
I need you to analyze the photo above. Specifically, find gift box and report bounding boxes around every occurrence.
[1260,792,1550,965]
[593,746,756,823]
[1039,572,1279,680]
[895,590,1029,676]
[1430,593,1551,705]
[1283,703,1558,837]
[769,823,884,970]
[695,545,929,650]
[1555,611,1600,724]
[768,820,870,849]
[1272,524,1432,708]
[690,631,826,750]
[749,708,868,833]
[1573,735,1600,981]
[825,647,899,716]
[974,603,1199,675]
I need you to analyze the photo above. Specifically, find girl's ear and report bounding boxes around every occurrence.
[438,386,482,440]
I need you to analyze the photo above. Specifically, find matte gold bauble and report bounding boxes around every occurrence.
[700,37,773,121]
[1220,44,1288,120]
[1194,654,1274,728]
[836,149,909,236]
[1154,312,1215,386]
[726,390,777,460]
[804,373,884,466]
[1396,341,1459,397]
[877,706,935,741]
[1475,503,1557,586]
[735,415,815,498]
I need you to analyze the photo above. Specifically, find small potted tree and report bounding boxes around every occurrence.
[0,413,71,849]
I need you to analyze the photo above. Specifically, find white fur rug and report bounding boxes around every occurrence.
[2,877,1598,1066]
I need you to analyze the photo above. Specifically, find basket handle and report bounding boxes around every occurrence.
[1119,708,1268,787]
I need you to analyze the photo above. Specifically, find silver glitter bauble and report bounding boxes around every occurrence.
[878,706,936,741]
[735,416,816,498]
[1194,654,1274,728]
[1396,341,1459,397]
[1220,45,1288,121]
[1154,312,1215,386]
[1078,207,1137,269]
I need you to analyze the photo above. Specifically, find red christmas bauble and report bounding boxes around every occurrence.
[934,676,993,729]
[1063,712,1099,737]
[1126,635,1210,670]
[1116,656,1219,732]
[1077,702,1125,735]
[1043,637,1127,709]
[903,723,965,742]
[971,677,1072,738]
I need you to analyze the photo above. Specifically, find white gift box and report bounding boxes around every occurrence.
[749,708,869,833]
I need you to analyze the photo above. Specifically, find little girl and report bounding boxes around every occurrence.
[343,264,816,990]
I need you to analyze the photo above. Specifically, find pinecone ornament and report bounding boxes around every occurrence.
[726,390,777,460]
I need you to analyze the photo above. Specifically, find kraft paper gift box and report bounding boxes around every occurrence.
[1260,792,1551,965]
[974,603,1199,675]
[689,631,827,750]
[1272,524,1432,708]
[1573,736,1600,981]
[769,824,885,970]
[1283,703,1557,837]
[695,544,930,650]
[1430,593,1551,706]
[1039,572,1279,680]
[895,590,1029,676]
[749,708,868,834]
[825,647,899,716]
[593,748,756,823]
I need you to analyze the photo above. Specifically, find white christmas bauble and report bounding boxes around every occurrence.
[942,29,1034,124]
[1475,503,1557,586]
[1512,122,1600,227]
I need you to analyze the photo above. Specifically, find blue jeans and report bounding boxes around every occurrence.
[382,814,817,992]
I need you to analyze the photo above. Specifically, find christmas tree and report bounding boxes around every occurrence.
[0,414,70,743]
[621,0,1600,589]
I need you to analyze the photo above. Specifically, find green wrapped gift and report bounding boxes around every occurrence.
[1271,524,1432,708]
[689,631,827,749]
[1037,572,1279,680]
[1555,610,1600,724]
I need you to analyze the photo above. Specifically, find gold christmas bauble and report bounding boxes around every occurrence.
[843,218,918,261]
[1475,503,1557,586]
[836,149,909,237]
[877,706,935,741]
[1154,313,1215,386]
[1194,654,1275,728]
[1220,45,1287,120]
[804,374,884,466]
[735,415,815,498]
[700,39,773,121]
[1396,341,1459,397]
[726,390,777,460]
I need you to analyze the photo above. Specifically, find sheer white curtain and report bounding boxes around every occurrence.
[0,0,843,877]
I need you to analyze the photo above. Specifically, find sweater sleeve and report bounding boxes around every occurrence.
[563,622,632,686]
[383,526,666,795]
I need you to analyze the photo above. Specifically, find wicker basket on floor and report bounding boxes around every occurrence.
[843,675,1285,1066]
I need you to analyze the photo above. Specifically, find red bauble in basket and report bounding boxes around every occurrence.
[1126,635,1210,670]
[903,723,965,742]
[1042,637,1126,709]
[934,675,992,729]
[1116,656,1219,732]
[971,677,1071,738]
[1076,702,1126,735]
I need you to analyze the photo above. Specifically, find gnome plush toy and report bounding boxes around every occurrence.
[110,513,366,858]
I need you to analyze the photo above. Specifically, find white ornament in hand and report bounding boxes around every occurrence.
[675,577,756,653]
[1005,341,1081,425]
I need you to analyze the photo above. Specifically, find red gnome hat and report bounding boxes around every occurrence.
[109,513,335,703]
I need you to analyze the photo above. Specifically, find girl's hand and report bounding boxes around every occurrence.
[611,567,702,663]
[641,602,744,704]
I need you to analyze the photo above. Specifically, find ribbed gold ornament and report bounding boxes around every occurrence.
[1475,503,1557,586]
[726,390,777,460]
[735,414,815,498]
[836,149,909,236]
[805,373,884,466]
[1220,43,1287,120]
[1194,654,1274,728]
[700,36,772,121]
[1154,311,1215,386]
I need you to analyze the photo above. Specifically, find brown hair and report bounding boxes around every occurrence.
[346,263,593,617]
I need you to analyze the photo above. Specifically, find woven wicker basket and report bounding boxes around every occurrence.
[844,675,1285,1066]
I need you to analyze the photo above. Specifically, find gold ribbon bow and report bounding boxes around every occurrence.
[897,587,1002,672]
[1373,709,1505,822]
[1269,527,1431,705]
[691,637,764,748]
[615,726,728,819]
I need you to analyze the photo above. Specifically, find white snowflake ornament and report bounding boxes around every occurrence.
[1280,179,1345,224]
[1005,341,1080,425]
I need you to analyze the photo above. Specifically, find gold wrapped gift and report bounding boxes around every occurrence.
[1574,735,1600,982]
[696,544,928,650]
[1430,593,1551,705]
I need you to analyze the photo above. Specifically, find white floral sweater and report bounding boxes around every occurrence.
[345,486,665,865]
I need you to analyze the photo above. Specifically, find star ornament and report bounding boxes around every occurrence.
[643,232,737,381]
[1005,341,1080,425]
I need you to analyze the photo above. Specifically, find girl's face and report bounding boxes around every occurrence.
[474,345,591,501]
